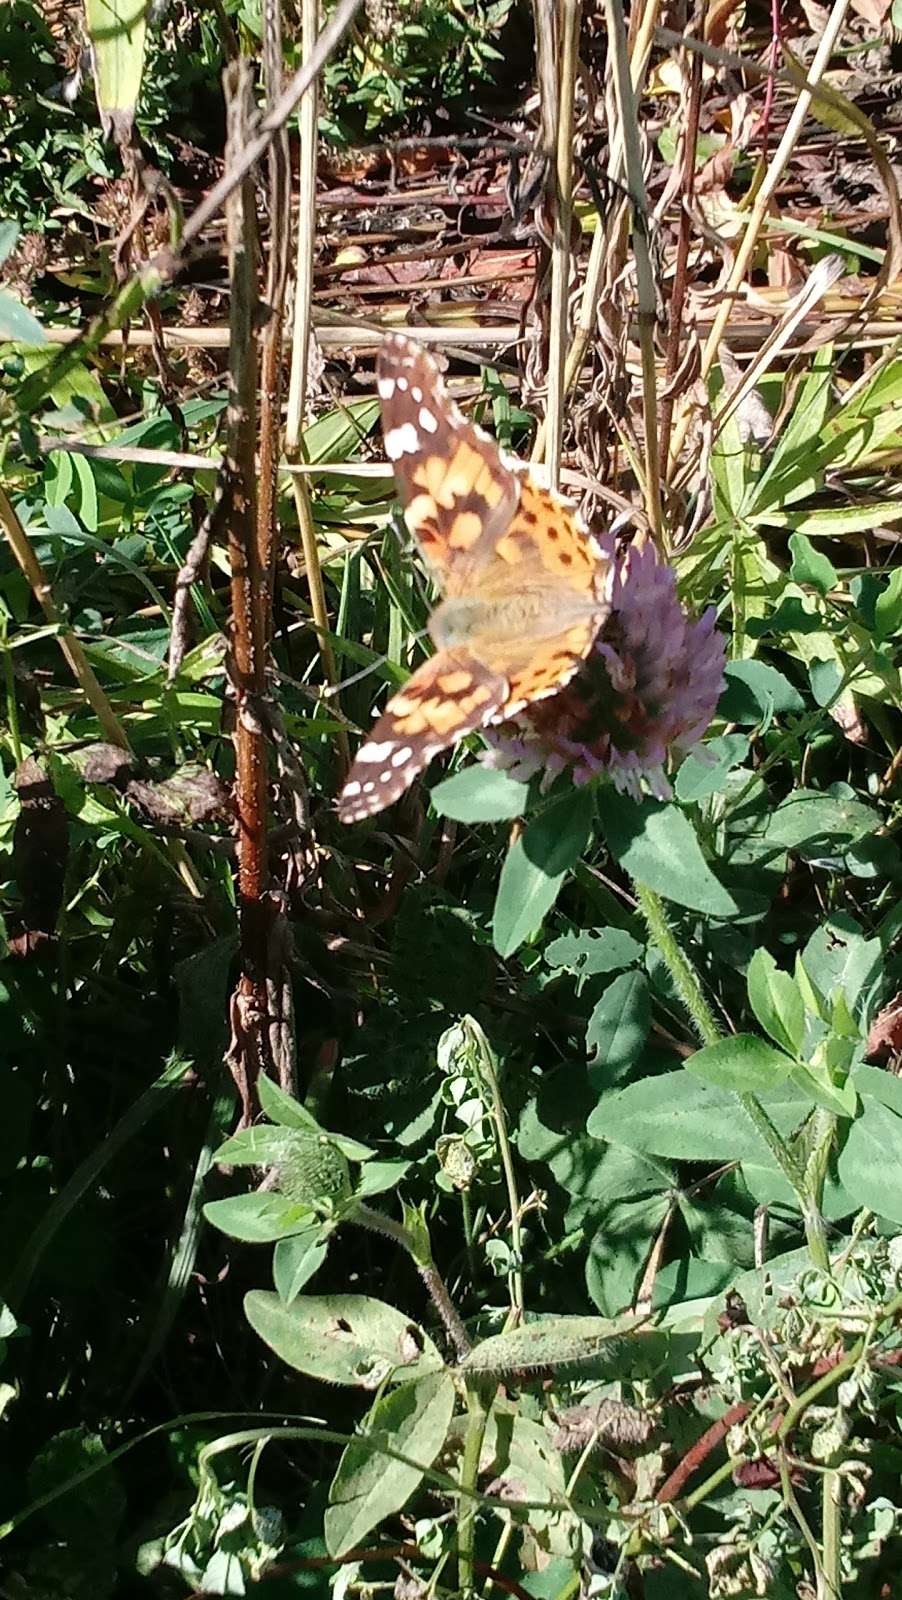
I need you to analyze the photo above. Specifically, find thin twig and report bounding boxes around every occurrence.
[658,13,703,484]
[545,0,581,488]
[283,0,349,769]
[603,0,663,543]
[666,0,852,474]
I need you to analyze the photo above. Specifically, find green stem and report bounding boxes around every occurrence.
[467,1018,524,1321]
[1,611,22,764]
[737,1091,808,1203]
[801,1109,836,1273]
[634,881,720,1046]
[458,1379,491,1593]
[821,1470,842,1600]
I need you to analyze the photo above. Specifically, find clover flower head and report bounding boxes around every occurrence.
[482,534,726,800]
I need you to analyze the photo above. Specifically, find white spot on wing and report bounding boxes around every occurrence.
[356,740,395,763]
[385,423,420,460]
[391,746,413,767]
[411,386,423,402]
[377,376,396,399]
[396,376,409,391]
[419,408,438,434]
[342,780,361,797]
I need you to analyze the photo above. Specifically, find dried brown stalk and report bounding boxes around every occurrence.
[221,60,271,1124]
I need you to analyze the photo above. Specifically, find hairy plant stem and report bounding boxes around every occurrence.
[353,1203,470,1359]
[634,881,720,1047]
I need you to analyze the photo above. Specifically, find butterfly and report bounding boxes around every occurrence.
[337,334,611,823]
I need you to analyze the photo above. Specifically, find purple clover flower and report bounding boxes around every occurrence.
[483,535,726,800]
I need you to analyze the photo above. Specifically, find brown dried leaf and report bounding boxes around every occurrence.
[866,993,902,1062]
[125,764,231,828]
[7,757,69,957]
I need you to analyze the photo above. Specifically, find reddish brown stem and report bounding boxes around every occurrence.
[656,1401,751,1504]
[223,60,270,1123]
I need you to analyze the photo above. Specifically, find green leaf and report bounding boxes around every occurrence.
[875,568,902,640]
[325,1372,455,1557]
[838,1100,902,1223]
[591,1069,812,1161]
[751,346,834,512]
[764,502,902,539]
[460,1313,637,1374]
[244,1292,444,1385]
[430,764,529,822]
[85,0,147,141]
[213,1125,319,1167]
[686,1034,794,1093]
[492,787,594,956]
[743,1160,855,1218]
[304,398,380,463]
[718,660,805,723]
[545,926,643,982]
[790,1061,857,1119]
[203,1193,316,1243]
[747,949,806,1055]
[586,1193,672,1315]
[852,1062,902,1118]
[788,531,837,595]
[597,792,736,916]
[674,734,750,802]
[485,1416,575,1555]
[257,1074,323,1131]
[586,971,650,1089]
[273,1228,330,1303]
[355,1159,411,1198]
[764,788,879,857]
[28,1428,125,1549]
[801,915,881,1014]
[710,402,751,520]
[0,289,45,345]
[0,222,18,268]
[255,1078,375,1160]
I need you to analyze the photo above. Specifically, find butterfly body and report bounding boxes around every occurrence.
[429,583,600,655]
[338,335,611,824]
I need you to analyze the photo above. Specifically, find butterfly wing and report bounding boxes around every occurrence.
[338,336,610,823]
[337,649,508,823]
[378,334,520,593]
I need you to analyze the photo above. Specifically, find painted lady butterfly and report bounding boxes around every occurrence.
[337,334,611,823]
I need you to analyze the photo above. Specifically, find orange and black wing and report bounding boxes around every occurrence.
[377,334,520,593]
[337,649,507,823]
